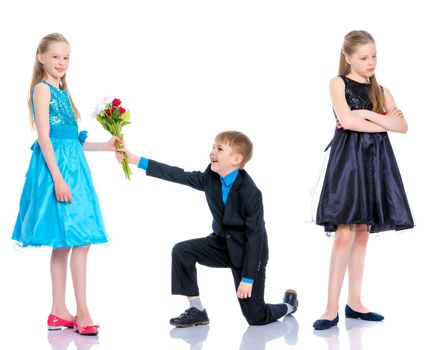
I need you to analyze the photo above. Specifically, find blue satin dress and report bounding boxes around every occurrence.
[12,81,108,248]
[316,76,414,234]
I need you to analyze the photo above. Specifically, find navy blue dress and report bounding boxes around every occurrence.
[316,76,414,233]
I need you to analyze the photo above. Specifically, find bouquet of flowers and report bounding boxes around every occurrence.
[93,97,132,180]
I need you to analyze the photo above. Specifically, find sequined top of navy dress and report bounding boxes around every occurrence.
[316,75,414,233]
[12,80,108,248]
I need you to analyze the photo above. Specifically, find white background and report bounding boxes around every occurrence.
[1,1,437,349]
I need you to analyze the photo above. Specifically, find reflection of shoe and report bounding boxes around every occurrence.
[170,308,210,327]
[47,329,75,349]
[283,289,298,314]
[73,317,99,336]
[345,305,384,321]
[283,315,299,345]
[73,331,100,349]
[313,326,339,338]
[313,314,339,330]
[170,325,209,344]
[240,320,288,348]
[345,317,380,331]
[48,314,74,330]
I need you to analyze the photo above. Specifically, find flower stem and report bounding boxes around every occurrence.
[115,138,132,180]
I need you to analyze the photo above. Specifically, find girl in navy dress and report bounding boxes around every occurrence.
[314,30,414,330]
[13,33,120,335]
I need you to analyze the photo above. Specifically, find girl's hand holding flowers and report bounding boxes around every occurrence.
[105,136,124,151]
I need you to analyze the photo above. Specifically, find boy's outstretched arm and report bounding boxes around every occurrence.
[116,148,206,191]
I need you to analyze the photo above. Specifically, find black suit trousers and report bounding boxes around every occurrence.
[171,234,287,325]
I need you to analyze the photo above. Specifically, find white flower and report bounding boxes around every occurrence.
[97,102,107,112]
[90,102,108,119]
[101,96,114,104]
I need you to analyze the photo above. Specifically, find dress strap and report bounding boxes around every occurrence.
[40,80,61,90]
[33,80,52,91]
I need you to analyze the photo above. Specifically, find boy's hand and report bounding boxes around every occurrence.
[116,148,140,166]
[236,281,253,299]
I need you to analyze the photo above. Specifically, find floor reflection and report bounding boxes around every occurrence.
[312,318,383,350]
[345,318,381,350]
[239,315,299,350]
[169,325,210,350]
[313,326,340,350]
[47,329,100,350]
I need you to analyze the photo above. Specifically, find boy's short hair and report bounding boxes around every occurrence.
[215,131,253,168]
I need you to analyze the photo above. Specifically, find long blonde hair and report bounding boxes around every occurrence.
[338,30,385,113]
[28,33,80,128]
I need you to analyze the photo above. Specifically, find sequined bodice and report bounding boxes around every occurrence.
[341,75,372,111]
[33,81,77,126]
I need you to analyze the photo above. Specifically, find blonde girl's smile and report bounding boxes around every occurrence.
[38,41,70,83]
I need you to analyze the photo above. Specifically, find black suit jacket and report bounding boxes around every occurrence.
[146,160,269,280]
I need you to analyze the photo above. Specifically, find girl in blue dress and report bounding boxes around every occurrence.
[12,33,119,335]
[314,30,414,330]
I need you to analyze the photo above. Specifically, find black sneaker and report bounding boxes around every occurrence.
[283,289,298,314]
[170,307,210,327]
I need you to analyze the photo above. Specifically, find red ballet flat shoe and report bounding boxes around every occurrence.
[47,314,74,330]
[73,317,99,336]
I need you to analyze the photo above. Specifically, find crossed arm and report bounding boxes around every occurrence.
[331,76,408,133]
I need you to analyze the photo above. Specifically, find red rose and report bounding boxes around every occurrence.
[112,98,122,107]
[111,107,116,114]
[104,109,112,117]
[119,107,126,115]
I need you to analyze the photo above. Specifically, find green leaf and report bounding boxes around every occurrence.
[113,109,121,118]
[121,111,130,122]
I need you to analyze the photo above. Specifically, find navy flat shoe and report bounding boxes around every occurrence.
[345,305,384,321]
[313,314,339,330]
